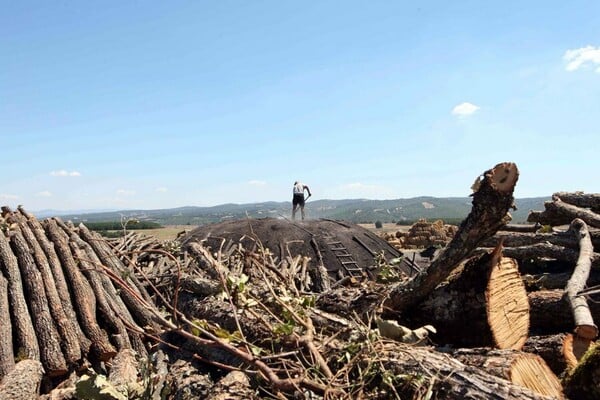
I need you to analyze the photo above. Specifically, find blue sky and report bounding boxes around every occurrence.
[1,1,599,211]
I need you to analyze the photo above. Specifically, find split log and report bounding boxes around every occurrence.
[564,218,598,340]
[409,250,528,348]
[385,162,519,314]
[0,359,44,400]
[15,216,81,365]
[19,209,92,355]
[523,334,568,376]
[563,342,600,400]
[0,230,39,360]
[0,275,15,378]
[554,191,600,212]
[361,342,556,400]
[528,197,600,228]
[10,227,67,376]
[450,348,563,399]
[44,219,116,361]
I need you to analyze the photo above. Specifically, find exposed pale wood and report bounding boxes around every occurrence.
[451,348,564,399]
[565,218,598,340]
[108,349,139,393]
[486,256,530,350]
[528,197,600,228]
[44,219,116,360]
[10,227,67,376]
[0,275,15,378]
[0,359,44,400]
[15,214,81,365]
[20,209,92,355]
[385,162,519,314]
[562,333,593,369]
[523,334,568,376]
[0,231,39,360]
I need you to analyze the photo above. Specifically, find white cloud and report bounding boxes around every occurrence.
[248,180,267,186]
[564,45,600,73]
[155,187,168,193]
[0,194,19,200]
[50,170,81,177]
[36,191,52,197]
[116,189,136,196]
[452,102,480,117]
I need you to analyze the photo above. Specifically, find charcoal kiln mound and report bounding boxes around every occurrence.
[181,218,419,285]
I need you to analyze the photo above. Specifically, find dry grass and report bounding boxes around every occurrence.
[130,225,197,241]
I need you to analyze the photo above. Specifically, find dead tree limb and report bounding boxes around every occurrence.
[0,231,39,360]
[554,191,600,212]
[565,218,598,340]
[10,227,67,376]
[385,162,519,314]
[15,215,81,365]
[528,197,600,228]
[44,219,116,361]
[476,243,600,268]
[0,359,44,400]
[19,209,92,356]
[0,275,14,378]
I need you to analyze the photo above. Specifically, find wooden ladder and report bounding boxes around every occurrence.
[326,239,363,277]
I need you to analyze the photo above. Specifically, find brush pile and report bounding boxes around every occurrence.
[0,163,597,399]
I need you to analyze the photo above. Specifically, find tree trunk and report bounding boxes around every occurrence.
[480,230,600,252]
[0,360,44,400]
[564,218,598,340]
[523,271,600,291]
[528,197,600,228]
[14,216,81,365]
[529,290,600,334]
[44,219,116,361]
[554,191,600,212]
[385,162,519,314]
[477,243,600,268]
[0,275,15,378]
[0,232,39,361]
[10,227,67,376]
[523,334,568,376]
[20,210,92,356]
[450,348,563,399]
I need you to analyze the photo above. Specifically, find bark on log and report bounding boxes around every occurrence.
[0,274,15,378]
[78,223,158,331]
[68,238,133,351]
[0,359,44,400]
[554,191,600,212]
[15,217,81,365]
[385,162,519,314]
[529,290,600,334]
[450,348,563,399]
[501,223,541,233]
[363,342,556,400]
[564,218,598,339]
[44,219,116,361]
[108,349,139,394]
[480,230,600,252]
[19,210,92,356]
[477,243,600,269]
[528,197,600,228]
[522,271,600,291]
[0,231,39,360]
[207,371,257,400]
[10,227,68,376]
[563,342,600,400]
[523,334,568,376]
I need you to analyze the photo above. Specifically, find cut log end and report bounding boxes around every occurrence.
[509,354,564,399]
[563,333,593,369]
[487,162,519,193]
[486,257,530,350]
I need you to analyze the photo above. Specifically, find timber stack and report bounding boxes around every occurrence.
[0,164,598,399]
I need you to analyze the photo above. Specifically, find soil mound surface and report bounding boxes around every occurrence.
[181,218,419,282]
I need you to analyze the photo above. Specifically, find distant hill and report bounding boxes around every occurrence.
[36,196,549,226]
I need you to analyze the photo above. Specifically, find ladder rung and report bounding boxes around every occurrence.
[341,261,359,265]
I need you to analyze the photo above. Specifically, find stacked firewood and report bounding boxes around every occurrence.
[383,219,458,249]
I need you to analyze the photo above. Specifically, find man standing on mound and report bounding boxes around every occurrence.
[292,181,311,221]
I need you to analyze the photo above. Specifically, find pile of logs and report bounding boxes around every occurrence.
[383,219,457,249]
[1,164,598,399]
